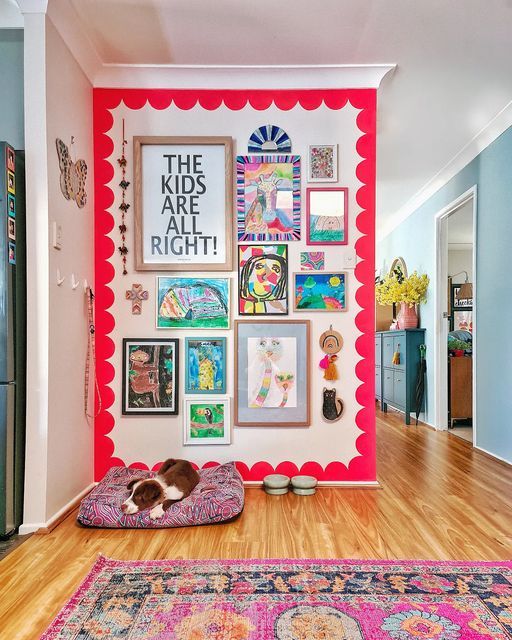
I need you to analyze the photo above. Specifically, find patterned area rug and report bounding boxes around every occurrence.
[42,557,512,639]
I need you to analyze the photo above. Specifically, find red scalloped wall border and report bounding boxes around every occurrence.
[93,88,376,483]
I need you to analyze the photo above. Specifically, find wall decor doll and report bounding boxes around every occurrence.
[318,325,343,380]
[322,387,343,421]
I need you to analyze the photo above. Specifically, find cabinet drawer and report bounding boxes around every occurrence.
[382,337,395,367]
[394,370,406,407]
[375,366,382,399]
[393,336,406,370]
[383,369,393,401]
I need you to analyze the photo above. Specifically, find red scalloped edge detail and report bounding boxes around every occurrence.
[93,88,376,483]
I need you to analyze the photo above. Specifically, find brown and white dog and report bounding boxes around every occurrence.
[121,458,200,520]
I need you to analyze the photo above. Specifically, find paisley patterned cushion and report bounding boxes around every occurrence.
[77,462,244,528]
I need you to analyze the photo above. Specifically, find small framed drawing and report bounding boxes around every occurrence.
[308,144,337,182]
[238,244,288,315]
[234,320,310,427]
[293,272,347,312]
[306,187,348,245]
[122,338,179,415]
[236,155,301,242]
[183,397,231,445]
[133,136,233,271]
[156,277,230,329]
[185,337,227,394]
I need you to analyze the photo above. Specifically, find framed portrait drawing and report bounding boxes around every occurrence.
[308,144,337,182]
[238,244,288,315]
[185,337,227,394]
[122,338,179,415]
[134,136,233,271]
[236,155,301,242]
[306,187,348,245]
[234,320,310,427]
[156,277,230,329]
[294,272,347,312]
[183,397,231,445]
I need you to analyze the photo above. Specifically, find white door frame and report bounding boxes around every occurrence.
[434,185,477,442]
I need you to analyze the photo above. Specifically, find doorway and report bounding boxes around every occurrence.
[434,187,476,444]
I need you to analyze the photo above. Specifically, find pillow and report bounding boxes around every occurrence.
[77,462,244,528]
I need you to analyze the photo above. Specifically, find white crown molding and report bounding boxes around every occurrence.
[94,63,396,90]
[378,97,512,241]
[15,0,47,12]
[1,0,24,27]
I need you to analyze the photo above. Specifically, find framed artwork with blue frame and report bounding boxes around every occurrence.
[185,337,227,394]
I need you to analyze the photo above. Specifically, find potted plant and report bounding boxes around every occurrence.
[376,271,429,329]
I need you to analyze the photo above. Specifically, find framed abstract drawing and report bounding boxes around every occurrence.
[183,397,231,445]
[156,277,230,329]
[185,337,227,394]
[236,155,301,242]
[306,187,348,245]
[234,320,310,427]
[133,136,233,271]
[122,338,179,415]
[307,144,337,182]
[293,272,347,312]
[238,244,288,315]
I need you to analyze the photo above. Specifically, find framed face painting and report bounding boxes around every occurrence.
[236,155,301,242]
[185,337,227,394]
[122,339,179,415]
[133,136,233,271]
[183,397,231,445]
[234,320,310,427]
[238,244,288,315]
[306,187,348,245]
[308,144,337,182]
[294,272,347,312]
[156,277,230,329]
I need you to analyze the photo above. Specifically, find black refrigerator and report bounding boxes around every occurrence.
[0,142,26,538]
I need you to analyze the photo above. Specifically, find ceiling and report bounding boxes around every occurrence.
[11,0,512,237]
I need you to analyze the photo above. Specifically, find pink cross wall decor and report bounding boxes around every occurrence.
[126,284,148,315]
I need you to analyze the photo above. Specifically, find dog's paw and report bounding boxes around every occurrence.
[149,504,165,520]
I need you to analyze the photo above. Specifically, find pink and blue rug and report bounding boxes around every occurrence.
[42,557,512,639]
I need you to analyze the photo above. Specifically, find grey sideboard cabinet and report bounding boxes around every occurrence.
[375,329,426,425]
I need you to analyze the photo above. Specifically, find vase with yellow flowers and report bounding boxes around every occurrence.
[375,271,429,329]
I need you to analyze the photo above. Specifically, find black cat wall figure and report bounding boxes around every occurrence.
[322,387,343,421]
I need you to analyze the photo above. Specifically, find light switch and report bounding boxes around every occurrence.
[52,221,62,250]
[343,249,357,269]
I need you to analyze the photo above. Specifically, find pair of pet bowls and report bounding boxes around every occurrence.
[263,474,317,496]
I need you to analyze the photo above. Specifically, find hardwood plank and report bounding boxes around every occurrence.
[1,408,511,639]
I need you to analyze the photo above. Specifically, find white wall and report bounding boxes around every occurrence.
[104,100,365,471]
[448,249,472,284]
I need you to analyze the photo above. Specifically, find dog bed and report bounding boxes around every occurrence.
[77,462,244,528]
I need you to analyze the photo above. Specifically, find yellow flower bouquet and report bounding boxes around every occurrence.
[376,271,429,307]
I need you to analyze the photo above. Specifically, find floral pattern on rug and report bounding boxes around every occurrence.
[41,558,512,639]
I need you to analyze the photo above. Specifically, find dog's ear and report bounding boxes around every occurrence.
[127,479,139,491]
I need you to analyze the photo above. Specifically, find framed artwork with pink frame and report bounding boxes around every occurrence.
[306,187,348,246]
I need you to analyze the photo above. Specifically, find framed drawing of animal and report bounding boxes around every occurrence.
[306,187,348,245]
[183,398,231,445]
[122,339,179,415]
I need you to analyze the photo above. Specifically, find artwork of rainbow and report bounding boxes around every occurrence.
[294,272,347,311]
[157,277,230,328]
[300,251,325,271]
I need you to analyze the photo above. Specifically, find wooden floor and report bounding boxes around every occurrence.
[1,409,511,639]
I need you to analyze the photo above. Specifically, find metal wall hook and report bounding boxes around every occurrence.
[56,269,65,286]
[71,273,80,290]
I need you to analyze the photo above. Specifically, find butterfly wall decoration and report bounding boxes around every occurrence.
[55,138,88,208]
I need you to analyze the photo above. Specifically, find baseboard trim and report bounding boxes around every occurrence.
[19,483,96,536]
[244,481,381,488]
[474,446,512,468]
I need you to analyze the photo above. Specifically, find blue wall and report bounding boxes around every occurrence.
[0,29,24,149]
[377,126,512,463]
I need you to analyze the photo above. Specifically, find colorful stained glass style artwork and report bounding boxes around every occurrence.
[308,144,337,182]
[157,277,230,329]
[184,398,230,445]
[248,125,292,153]
[294,272,347,311]
[247,336,297,409]
[237,155,301,242]
[300,251,325,271]
[122,339,179,415]
[306,187,348,245]
[238,244,288,315]
[185,338,226,394]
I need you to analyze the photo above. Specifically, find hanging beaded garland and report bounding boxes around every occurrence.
[117,119,129,275]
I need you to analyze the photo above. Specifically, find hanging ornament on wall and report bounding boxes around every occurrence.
[55,137,88,208]
[126,283,148,315]
[248,125,292,153]
[117,119,130,275]
[318,325,343,381]
[322,387,344,421]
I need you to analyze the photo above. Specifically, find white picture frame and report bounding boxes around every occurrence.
[183,397,231,446]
